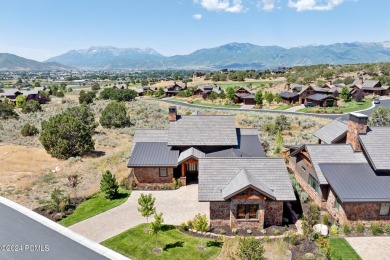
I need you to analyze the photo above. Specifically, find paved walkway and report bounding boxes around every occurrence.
[69,184,209,243]
[346,237,390,260]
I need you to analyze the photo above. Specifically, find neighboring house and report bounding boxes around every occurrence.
[306,94,337,107]
[199,158,295,229]
[13,82,33,89]
[288,112,390,226]
[127,106,266,186]
[164,82,186,97]
[194,85,221,97]
[234,86,256,105]
[350,77,390,96]
[133,86,158,96]
[0,89,23,102]
[281,84,314,104]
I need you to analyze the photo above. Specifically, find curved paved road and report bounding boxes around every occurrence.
[153,98,390,120]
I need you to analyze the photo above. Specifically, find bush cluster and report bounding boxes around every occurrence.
[79,90,96,104]
[100,88,137,101]
[100,101,130,128]
[21,123,39,136]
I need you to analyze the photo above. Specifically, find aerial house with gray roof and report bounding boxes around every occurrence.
[128,106,295,229]
[288,112,390,226]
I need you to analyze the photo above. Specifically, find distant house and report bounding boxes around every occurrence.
[280,92,299,104]
[234,86,256,105]
[288,113,390,226]
[133,86,158,96]
[306,94,337,107]
[350,77,390,96]
[164,82,186,97]
[194,85,221,97]
[281,84,315,104]
[13,82,33,90]
[0,89,23,102]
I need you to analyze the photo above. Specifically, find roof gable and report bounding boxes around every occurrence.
[313,120,348,144]
[222,169,275,200]
[198,158,295,201]
[178,147,205,164]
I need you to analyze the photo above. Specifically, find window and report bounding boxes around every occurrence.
[334,196,341,210]
[237,205,258,220]
[159,168,167,177]
[308,174,319,193]
[380,203,390,216]
[302,166,306,173]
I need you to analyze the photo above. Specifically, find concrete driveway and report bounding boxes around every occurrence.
[69,184,209,243]
[346,237,390,260]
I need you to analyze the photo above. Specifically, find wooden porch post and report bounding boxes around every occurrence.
[181,163,185,177]
[180,163,186,186]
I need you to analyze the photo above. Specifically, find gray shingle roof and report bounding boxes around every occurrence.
[198,158,295,201]
[359,127,390,171]
[128,142,179,167]
[280,91,299,99]
[305,145,368,185]
[168,116,238,146]
[352,79,380,89]
[313,120,348,144]
[306,93,333,101]
[130,129,168,154]
[178,147,205,164]
[222,169,275,200]
[320,163,390,202]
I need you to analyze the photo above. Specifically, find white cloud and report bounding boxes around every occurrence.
[288,0,345,11]
[258,0,275,11]
[193,0,246,13]
[192,13,203,20]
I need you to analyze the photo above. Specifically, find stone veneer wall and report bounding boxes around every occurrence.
[264,201,283,226]
[210,201,230,226]
[133,167,173,183]
[210,200,285,229]
[326,189,390,226]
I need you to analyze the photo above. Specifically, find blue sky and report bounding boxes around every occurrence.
[0,0,389,61]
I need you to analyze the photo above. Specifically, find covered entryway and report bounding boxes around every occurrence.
[177,147,205,186]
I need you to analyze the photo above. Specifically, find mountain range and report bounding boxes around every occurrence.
[3,41,390,71]
[0,53,73,71]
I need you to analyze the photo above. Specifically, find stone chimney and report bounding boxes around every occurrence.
[358,77,364,85]
[168,106,177,122]
[346,112,368,152]
[285,83,290,91]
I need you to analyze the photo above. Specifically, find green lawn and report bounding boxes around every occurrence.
[329,238,361,260]
[272,104,292,110]
[102,224,222,260]
[298,99,371,114]
[60,189,131,227]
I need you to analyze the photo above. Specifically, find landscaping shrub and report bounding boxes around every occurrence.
[370,222,383,236]
[274,229,281,235]
[16,95,27,108]
[355,222,364,233]
[21,123,39,136]
[100,101,130,128]
[50,188,64,211]
[330,224,338,237]
[342,225,351,235]
[79,90,96,104]
[322,213,329,226]
[192,213,209,232]
[0,101,18,119]
[299,191,308,203]
[99,88,137,101]
[302,203,320,239]
[100,170,119,200]
[40,111,95,159]
[315,236,330,257]
[187,220,193,229]
[386,224,390,233]
[236,237,265,260]
[56,91,65,98]
[91,82,101,91]
[21,100,42,113]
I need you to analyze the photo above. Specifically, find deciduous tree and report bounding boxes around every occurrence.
[138,193,156,224]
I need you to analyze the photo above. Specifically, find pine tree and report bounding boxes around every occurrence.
[100,170,119,200]
[254,91,263,106]
[40,112,94,159]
